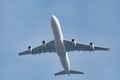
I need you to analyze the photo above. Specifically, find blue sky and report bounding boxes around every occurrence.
[0,0,120,80]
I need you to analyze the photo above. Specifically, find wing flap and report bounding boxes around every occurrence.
[64,40,110,52]
[95,46,110,51]
[64,40,91,51]
[18,40,56,56]
[19,50,32,56]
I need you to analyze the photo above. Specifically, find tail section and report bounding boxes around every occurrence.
[54,70,84,76]
[70,70,84,74]
[54,70,66,76]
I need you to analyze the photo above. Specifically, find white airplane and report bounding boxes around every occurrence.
[18,15,111,76]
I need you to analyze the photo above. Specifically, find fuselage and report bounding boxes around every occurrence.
[51,15,70,74]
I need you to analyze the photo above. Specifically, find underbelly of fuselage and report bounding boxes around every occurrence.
[55,39,66,56]
[54,39,70,73]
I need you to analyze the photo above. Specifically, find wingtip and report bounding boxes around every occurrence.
[18,53,22,56]
[108,48,111,50]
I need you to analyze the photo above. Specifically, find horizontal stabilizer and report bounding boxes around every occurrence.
[70,70,84,74]
[54,70,66,76]
[54,70,84,76]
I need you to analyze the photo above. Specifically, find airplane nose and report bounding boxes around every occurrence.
[52,15,55,18]
[51,15,56,21]
[51,15,60,26]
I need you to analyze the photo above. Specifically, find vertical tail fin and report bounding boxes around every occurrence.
[54,70,84,76]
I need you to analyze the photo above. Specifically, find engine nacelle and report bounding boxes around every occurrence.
[90,42,94,51]
[42,40,46,48]
[72,39,76,46]
[28,46,32,52]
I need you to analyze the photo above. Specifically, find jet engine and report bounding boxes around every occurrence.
[42,40,46,48]
[28,46,32,52]
[72,39,76,46]
[90,42,94,51]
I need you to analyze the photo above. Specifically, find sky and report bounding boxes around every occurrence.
[0,0,120,80]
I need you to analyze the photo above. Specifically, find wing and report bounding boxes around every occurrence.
[18,40,56,56]
[64,40,110,52]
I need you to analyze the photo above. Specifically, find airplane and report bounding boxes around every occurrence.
[18,15,111,76]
